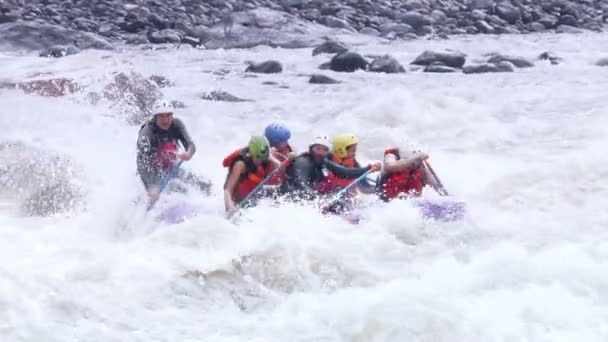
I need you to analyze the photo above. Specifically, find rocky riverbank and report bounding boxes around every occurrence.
[0,0,606,53]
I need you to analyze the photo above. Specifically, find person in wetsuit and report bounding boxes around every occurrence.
[136,102,211,201]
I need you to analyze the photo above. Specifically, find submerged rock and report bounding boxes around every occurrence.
[245,60,283,74]
[463,63,514,74]
[201,90,253,102]
[309,74,341,84]
[39,45,80,58]
[102,72,163,125]
[312,41,349,56]
[424,64,459,73]
[538,52,563,65]
[596,58,608,67]
[487,54,534,68]
[411,50,467,68]
[0,78,80,97]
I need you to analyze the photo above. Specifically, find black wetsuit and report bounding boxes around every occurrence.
[136,118,211,194]
[285,152,372,201]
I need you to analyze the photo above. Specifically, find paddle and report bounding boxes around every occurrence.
[238,159,292,209]
[423,160,449,196]
[146,160,184,211]
[321,167,377,211]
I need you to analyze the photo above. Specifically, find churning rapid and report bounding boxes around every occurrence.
[1,33,608,341]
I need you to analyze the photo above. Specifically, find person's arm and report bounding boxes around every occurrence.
[136,125,162,197]
[324,158,371,179]
[174,118,196,160]
[382,152,428,174]
[224,161,245,217]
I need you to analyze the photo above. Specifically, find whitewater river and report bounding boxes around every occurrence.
[1,33,607,341]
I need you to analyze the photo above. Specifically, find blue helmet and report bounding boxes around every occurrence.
[264,123,291,147]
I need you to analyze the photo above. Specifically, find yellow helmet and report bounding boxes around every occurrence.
[332,134,358,159]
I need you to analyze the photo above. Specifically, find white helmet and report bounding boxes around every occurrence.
[152,101,174,116]
[310,135,330,149]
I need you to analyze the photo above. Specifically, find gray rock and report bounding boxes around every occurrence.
[538,15,558,29]
[245,60,283,73]
[330,51,368,72]
[495,3,521,24]
[309,74,341,84]
[496,61,516,72]
[201,90,253,102]
[39,45,80,58]
[149,75,174,88]
[471,9,487,21]
[469,0,494,10]
[148,29,182,44]
[528,22,547,32]
[399,12,433,29]
[369,55,405,73]
[0,22,112,51]
[318,15,356,31]
[431,9,447,23]
[148,13,169,30]
[102,72,163,125]
[555,24,584,33]
[558,14,578,27]
[424,64,459,73]
[0,11,20,24]
[318,62,331,70]
[411,50,467,68]
[487,54,534,67]
[359,27,380,36]
[595,58,608,67]
[379,23,414,36]
[463,63,513,74]
[476,20,495,33]
[312,41,349,56]
[416,25,434,36]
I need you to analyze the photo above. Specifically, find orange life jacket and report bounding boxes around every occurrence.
[223,148,274,201]
[267,144,293,185]
[379,148,425,200]
[327,154,359,191]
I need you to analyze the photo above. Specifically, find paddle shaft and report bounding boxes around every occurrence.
[322,168,375,210]
[146,160,184,211]
[423,160,449,196]
[238,159,291,208]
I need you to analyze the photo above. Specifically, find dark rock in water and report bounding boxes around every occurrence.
[0,11,20,24]
[318,62,331,70]
[475,20,495,34]
[417,25,434,36]
[262,81,279,85]
[330,51,368,72]
[538,15,558,29]
[424,64,458,73]
[411,50,466,68]
[201,90,253,102]
[318,16,356,31]
[487,54,534,68]
[558,14,578,27]
[102,72,162,125]
[148,29,182,44]
[399,12,433,29]
[170,100,186,108]
[369,55,405,73]
[0,22,112,51]
[181,36,201,47]
[245,60,283,74]
[496,61,516,72]
[555,25,584,34]
[39,45,80,58]
[149,75,173,88]
[595,58,608,67]
[379,23,414,36]
[495,3,521,24]
[309,74,341,84]
[312,41,348,56]
[538,52,563,65]
[469,0,494,10]
[0,78,80,97]
[148,13,169,30]
[528,22,547,32]
[463,63,514,74]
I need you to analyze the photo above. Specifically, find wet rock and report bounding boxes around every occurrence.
[0,11,20,24]
[595,58,608,67]
[538,15,558,29]
[496,61,516,72]
[469,0,494,10]
[318,62,331,70]
[411,50,467,68]
[528,22,547,32]
[379,23,414,36]
[245,60,283,74]
[170,100,186,108]
[399,12,433,29]
[0,22,112,51]
[330,51,368,72]
[495,3,521,24]
[555,25,584,34]
[424,64,459,73]
[102,72,162,125]
[309,74,341,84]
[39,45,80,58]
[312,41,349,56]
[538,51,563,65]
[149,75,174,88]
[463,63,513,74]
[0,78,80,97]
[368,55,406,73]
[475,20,495,33]
[148,29,182,44]
[201,90,253,102]
[557,14,578,27]
[359,27,379,36]
[487,54,534,68]
[318,16,356,31]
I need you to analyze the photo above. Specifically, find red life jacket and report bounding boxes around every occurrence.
[326,154,359,191]
[379,148,425,200]
[155,142,178,171]
[267,144,293,185]
[223,148,274,201]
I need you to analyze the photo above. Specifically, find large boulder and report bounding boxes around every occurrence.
[495,3,521,24]
[463,63,514,74]
[368,55,406,73]
[245,60,283,74]
[0,22,112,51]
[596,58,608,67]
[330,51,368,72]
[101,72,163,125]
[424,64,459,73]
[0,78,80,97]
[411,50,467,68]
[399,12,433,29]
[148,29,182,44]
